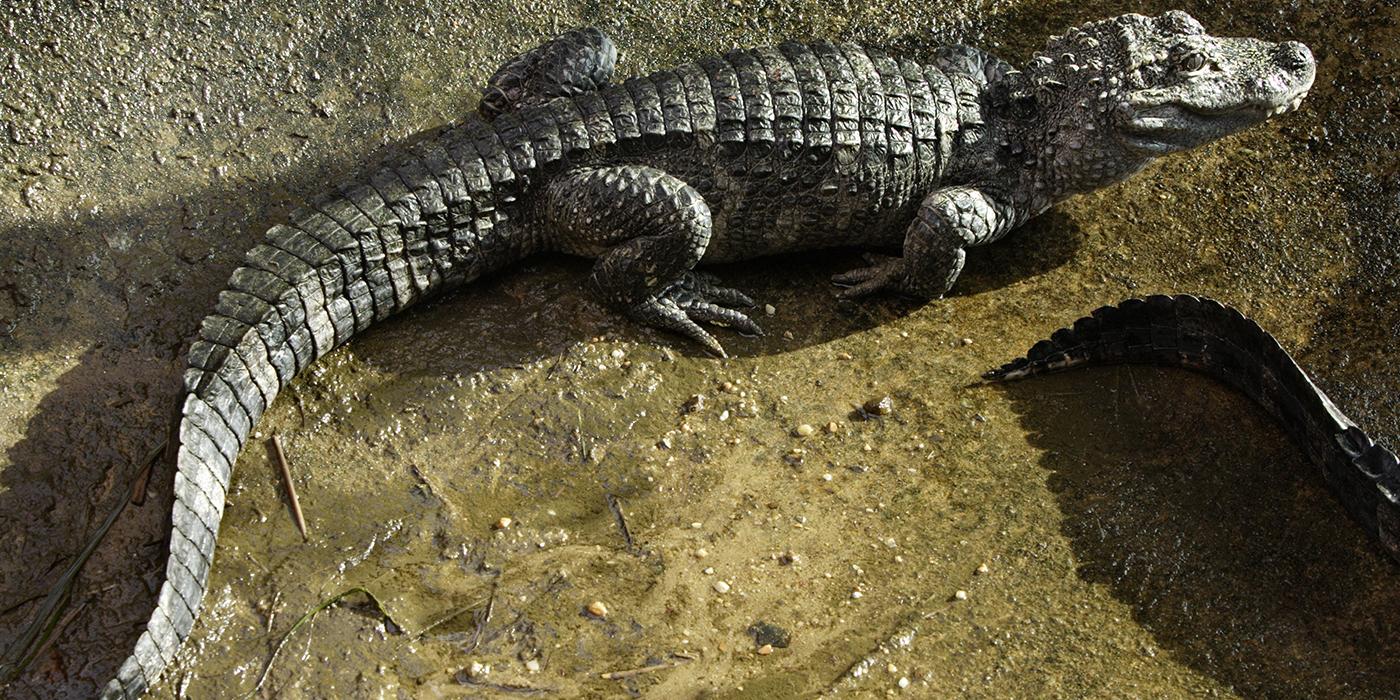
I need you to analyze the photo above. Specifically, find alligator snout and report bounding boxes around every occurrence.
[1275,41,1314,74]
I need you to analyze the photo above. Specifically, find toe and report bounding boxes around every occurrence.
[683,273,754,307]
[628,297,728,357]
[831,267,877,287]
[684,302,765,336]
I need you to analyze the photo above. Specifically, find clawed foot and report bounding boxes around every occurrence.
[831,253,910,300]
[628,272,762,357]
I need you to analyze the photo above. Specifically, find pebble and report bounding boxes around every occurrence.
[825,421,840,433]
[976,563,990,575]
[703,567,715,575]
[764,304,776,316]
[756,644,774,655]
[898,677,911,689]
[713,580,732,594]
[777,550,799,565]
[794,423,815,437]
[683,394,706,413]
[887,663,898,673]
[586,600,608,618]
[954,590,968,601]
[525,659,541,673]
[961,337,974,346]
[851,590,863,599]
[694,547,709,559]
[493,517,512,530]
[863,396,895,416]
[691,521,703,529]
[821,473,833,482]
[467,661,490,678]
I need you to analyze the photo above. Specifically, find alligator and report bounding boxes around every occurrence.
[984,295,1400,563]
[98,12,1315,697]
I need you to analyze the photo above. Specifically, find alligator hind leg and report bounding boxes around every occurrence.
[479,27,617,120]
[541,165,761,357]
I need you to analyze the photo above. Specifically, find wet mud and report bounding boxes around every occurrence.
[1,0,1397,697]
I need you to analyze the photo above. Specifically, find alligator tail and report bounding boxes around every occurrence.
[101,137,512,697]
[983,294,1400,563]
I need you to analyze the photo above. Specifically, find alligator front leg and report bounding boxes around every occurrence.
[833,186,1022,300]
[541,165,761,357]
[479,27,617,119]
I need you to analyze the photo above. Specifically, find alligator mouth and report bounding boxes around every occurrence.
[1119,89,1309,154]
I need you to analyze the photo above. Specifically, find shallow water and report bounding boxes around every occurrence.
[1,0,1397,697]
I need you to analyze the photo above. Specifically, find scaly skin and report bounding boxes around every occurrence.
[984,295,1400,564]
[100,13,1315,697]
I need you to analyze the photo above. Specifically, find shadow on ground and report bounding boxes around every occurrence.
[994,366,1400,698]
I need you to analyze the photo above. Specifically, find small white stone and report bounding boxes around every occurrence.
[586,600,608,618]
[954,590,968,601]
[851,590,863,599]
[494,517,513,530]
[764,304,776,315]
[976,563,990,575]
[713,580,731,594]
[898,677,911,689]
[821,473,833,482]
[691,521,703,529]
[525,659,541,673]
[703,566,715,575]
[886,663,898,673]
[694,547,709,558]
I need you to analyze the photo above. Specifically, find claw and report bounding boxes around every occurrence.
[832,256,906,299]
[677,272,754,308]
[681,301,765,336]
[628,297,727,357]
[624,272,763,356]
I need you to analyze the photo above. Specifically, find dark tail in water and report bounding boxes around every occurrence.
[984,294,1400,563]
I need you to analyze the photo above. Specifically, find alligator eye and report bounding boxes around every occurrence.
[1178,52,1207,73]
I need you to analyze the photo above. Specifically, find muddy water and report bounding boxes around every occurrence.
[1,0,1397,697]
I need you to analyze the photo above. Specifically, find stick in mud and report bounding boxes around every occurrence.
[600,653,696,680]
[605,493,637,553]
[269,435,309,541]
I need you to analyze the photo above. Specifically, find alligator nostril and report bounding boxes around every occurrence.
[1276,41,1314,73]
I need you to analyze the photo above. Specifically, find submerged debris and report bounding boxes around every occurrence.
[862,396,895,417]
[600,653,696,680]
[747,621,792,649]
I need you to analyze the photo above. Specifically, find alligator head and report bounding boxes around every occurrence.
[1019,11,1315,198]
